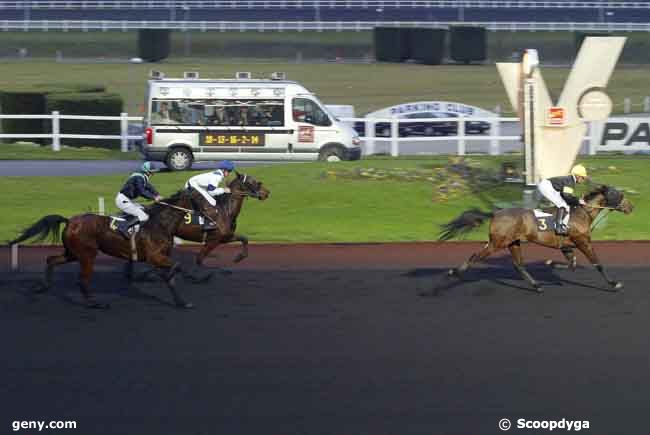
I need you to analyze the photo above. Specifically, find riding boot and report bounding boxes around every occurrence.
[555,208,569,235]
[118,216,139,239]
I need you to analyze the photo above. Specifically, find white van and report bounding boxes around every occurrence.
[142,72,362,170]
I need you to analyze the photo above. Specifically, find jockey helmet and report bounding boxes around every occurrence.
[140,161,157,174]
[570,164,587,178]
[217,160,235,172]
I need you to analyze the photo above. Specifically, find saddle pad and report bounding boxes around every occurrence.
[533,212,556,232]
[108,216,140,236]
[533,209,553,218]
[183,212,205,226]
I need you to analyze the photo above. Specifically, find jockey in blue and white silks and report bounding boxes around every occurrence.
[185,160,235,230]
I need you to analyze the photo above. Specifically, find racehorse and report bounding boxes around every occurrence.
[174,172,270,267]
[8,190,206,309]
[439,185,634,292]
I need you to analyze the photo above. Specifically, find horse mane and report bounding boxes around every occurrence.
[583,185,608,202]
[583,184,623,208]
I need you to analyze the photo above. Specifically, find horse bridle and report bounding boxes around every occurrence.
[231,174,262,199]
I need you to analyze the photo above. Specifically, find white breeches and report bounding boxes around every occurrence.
[537,179,570,224]
[115,193,149,222]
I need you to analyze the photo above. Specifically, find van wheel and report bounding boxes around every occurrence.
[319,145,344,162]
[166,148,193,171]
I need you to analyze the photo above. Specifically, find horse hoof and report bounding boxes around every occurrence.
[448,268,456,277]
[87,301,110,309]
[544,259,553,266]
[612,281,624,291]
[535,285,544,294]
[176,301,194,309]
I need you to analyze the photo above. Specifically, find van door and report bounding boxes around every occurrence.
[291,97,337,159]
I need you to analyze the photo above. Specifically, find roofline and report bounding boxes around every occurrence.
[148,79,299,86]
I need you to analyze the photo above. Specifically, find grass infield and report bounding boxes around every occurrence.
[1,155,648,244]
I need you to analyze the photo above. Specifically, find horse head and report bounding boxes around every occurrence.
[229,171,270,200]
[584,185,634,214]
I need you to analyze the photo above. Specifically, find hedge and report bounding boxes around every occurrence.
[138,29,171,62]
[450,26,487,64]
[45,92,124,148]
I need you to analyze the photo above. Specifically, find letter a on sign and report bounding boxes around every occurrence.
[497,37,625,182]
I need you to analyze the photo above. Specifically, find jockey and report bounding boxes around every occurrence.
[537,164,589,235]
[185,160,234,230]
[114,162,162,239]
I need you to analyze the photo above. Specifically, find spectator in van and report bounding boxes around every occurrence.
[151,101,175,125]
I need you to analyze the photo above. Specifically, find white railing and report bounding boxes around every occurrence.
[3,20,650,31]
[0,112,143,152]
[0,1,648,9]
[342,115,520,156]
[2,113,647,157]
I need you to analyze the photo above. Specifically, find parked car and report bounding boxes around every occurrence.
[354,112,491,137]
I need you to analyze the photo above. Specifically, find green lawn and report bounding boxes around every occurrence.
[1,60,650,120]
[0,143,139,160]
[2,156,648,244]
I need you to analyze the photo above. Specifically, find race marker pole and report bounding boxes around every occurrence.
[98,197,105,216]
[11,243,18,271]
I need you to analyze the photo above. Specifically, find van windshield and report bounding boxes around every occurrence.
[150,98,285,127]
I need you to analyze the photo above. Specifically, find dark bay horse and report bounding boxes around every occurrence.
[9,190,205,309]
[439,185,634,292]
[174,172,270,266]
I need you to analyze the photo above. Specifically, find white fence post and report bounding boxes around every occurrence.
[98,197,105,215]
[390,117,399,157]
[624,97,631,114]
[489,117,500,155]
[11,243,18,271]
[120,112,129,152]
[364,119,375,156]
[51,111,60,151]
[457,115,466,156]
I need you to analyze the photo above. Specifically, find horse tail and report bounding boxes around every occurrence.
[438,208,494,241]
[8,215,69,245]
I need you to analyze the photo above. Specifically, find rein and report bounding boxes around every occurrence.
[158,200,216,225]
[158,201,194,213]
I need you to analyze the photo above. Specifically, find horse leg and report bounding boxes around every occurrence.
[78,253,109,309]
[546,247,577,271]
[508,241,543,293]
[149,254,193,308]
[40,253,76,293]
[195,239,218,267]
[449,241,498,277]
[575,241,623,290]
[231,234,249,263]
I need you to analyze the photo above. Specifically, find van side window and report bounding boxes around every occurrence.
[151,100,182,125]
[152,98,285,127]
[292,98,331,126]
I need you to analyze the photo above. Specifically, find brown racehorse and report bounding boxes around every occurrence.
[9,190,207,309]
[439,185,634,292]
[174,172,270,266]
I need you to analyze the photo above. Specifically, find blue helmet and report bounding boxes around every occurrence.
[216,160,235,172]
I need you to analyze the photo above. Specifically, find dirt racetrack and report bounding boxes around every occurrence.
[1,242,650,434]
